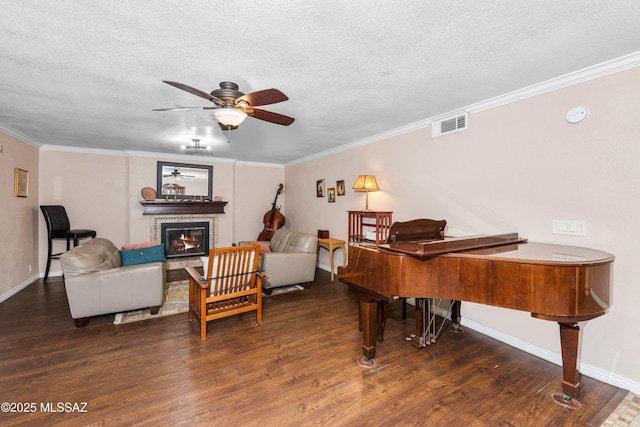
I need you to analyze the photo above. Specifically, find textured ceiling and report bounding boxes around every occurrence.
[1,1,639,164]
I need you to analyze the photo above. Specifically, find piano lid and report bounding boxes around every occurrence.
[378,232,527,257]
[459,241,615,265]
[378,233,614,265]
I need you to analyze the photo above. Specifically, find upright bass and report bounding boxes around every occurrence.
[257,183,285,241]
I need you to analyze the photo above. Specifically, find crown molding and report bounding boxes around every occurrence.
[0,123,42,149]
[285,118,431,167]
[125,150,236,164]
[286,51,640,167]
[40,144,126,156]
[126,151,282,167]
[38,146,282,167]
[233,160,284,168]
[4,52,639,168]
[465,51,640,115]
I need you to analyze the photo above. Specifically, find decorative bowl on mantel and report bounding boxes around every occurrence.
[141,187,157,201]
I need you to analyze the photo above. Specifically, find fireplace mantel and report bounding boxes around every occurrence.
[140,200,228,215]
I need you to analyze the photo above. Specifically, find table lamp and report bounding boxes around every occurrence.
[352,175,379,211]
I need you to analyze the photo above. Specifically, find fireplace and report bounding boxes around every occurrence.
[150,215,217,266]
[161,222,209,258]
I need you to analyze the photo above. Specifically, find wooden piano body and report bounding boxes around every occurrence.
[338,231,614,401]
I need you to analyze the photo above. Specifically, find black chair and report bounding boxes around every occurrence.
[40,205,96,281]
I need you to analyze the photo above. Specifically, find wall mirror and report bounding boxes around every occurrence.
[157,161,213,200]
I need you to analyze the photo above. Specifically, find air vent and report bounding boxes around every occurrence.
[431,113,468,137]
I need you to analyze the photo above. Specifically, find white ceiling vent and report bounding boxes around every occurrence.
[431,113,468,137]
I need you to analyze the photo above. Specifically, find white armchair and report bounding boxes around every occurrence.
[242,228,318,294]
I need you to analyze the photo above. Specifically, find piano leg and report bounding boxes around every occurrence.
[411,298,429,348]
[414,298,425,341]
[358,299,379,367]
[554,322,582,404]
[378,301,385,343]
[378,299,408,343]
[450,300,463,333]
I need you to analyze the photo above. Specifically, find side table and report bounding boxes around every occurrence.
[317,238,346,281]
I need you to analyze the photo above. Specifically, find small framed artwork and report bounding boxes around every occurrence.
[336,180,345,196]
[327,188,336,203]
[316,179,325,197]
[14,168,29,197]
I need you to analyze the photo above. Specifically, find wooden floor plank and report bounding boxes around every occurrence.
[0,269,625,426]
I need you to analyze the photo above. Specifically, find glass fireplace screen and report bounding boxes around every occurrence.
[161,222,209,258]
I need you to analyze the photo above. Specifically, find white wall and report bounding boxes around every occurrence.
[284,66,640,393]
[36,150,283,278]
[232,162,285,243]
[0,133,39,300]
[127,154,237,247]
[38,150,131,277]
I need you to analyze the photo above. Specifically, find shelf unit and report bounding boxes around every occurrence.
[348,211,393,245]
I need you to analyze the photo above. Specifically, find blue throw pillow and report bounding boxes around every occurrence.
[120,244,166,266]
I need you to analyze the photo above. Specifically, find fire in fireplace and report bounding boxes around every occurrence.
[161,222,210,258]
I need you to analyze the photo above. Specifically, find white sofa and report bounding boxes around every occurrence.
[60,238,165,327]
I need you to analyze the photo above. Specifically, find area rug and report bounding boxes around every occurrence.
[114,280,189,325]
[113,281,304,325]
[267,284,304,296]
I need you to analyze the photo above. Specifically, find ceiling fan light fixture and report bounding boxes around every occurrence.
[182,139,213,155]
[213,108,247,127]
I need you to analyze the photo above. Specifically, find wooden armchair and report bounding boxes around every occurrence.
[186,244,263,340]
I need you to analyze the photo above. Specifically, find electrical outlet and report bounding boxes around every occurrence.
[552,220,587,236]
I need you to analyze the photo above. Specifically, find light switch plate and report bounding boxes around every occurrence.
[552,219,586,236]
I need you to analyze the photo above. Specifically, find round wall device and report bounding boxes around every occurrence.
[566,106,589,124]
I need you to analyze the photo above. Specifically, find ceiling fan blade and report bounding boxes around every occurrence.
[162,80,223,105]
[248,108,295,126]
[236,89,288,107]
[152,107,216,111]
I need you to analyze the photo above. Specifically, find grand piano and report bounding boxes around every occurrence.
[338,219,614,404]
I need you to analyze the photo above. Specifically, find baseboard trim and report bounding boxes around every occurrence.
[0,274,40,303]
[317,263,331,274]
[461,318,640,395]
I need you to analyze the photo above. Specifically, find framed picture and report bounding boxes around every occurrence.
[336,180,345,196]
[14,168,29,197]
[316,179,325,197]
[327,188,336,203]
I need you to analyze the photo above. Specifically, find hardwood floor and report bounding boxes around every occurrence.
[0,269,626,426]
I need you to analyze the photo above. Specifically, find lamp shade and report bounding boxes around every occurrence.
[352,175,379,210]
[352,175,379,192]
[213,108,247,127]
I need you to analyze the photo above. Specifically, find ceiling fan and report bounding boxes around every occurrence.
[153,80,295,131]
[163,167,196,181]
